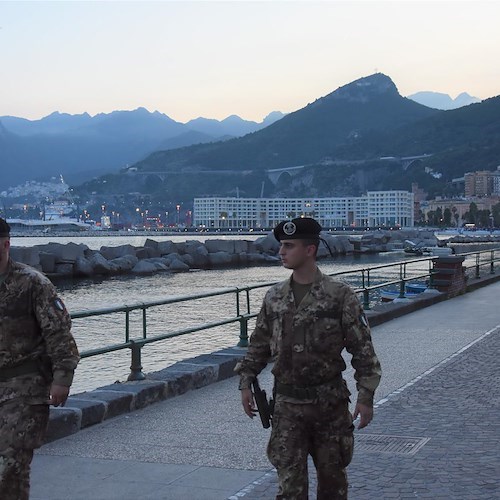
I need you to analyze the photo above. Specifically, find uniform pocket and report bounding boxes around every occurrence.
[0,401,49,450]
[339,434,354,468]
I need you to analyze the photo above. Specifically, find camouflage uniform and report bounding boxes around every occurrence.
[235,268,381,499]
[0,258,79,500]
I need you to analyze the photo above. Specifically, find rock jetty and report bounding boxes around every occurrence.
[10,229,438,280]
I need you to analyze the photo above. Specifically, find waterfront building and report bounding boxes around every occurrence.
[193,191,414,229]
[464,170,495,197]
[422,196,500,227]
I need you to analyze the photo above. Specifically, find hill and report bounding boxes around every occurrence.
[131,73,438,173]
[82,73,500,204]
[0,109,284,191]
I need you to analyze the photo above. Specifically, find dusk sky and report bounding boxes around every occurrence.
[1,0,499,123]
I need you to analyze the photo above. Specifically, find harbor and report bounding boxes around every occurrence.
[6,231,500,394]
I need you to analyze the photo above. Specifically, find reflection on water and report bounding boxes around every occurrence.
[54,252,428,394]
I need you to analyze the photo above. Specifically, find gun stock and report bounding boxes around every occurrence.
[252,378,272,429]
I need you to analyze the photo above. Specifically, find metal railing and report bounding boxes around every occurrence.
[73,248,499,381]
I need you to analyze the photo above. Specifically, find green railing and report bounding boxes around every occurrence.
[72,248,499,381]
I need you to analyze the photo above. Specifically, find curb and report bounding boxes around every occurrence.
[45,272,500,443]
[45,347,246,443]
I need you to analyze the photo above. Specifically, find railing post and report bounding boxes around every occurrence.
[128,340,146,381]
[363,289,370,310]
[491,250,495,274]
[428,259,435,289]
[398,263,405,298]
[237,316,249,347]
[361,269,370,310]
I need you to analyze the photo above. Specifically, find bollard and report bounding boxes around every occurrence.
[128,341,146,381]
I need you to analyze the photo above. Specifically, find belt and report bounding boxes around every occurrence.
[0,359,41,382]
[275,378,341,400]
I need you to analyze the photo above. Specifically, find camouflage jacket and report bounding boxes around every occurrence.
[0,258,80,403]
[235,268,381,406]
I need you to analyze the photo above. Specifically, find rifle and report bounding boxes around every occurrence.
[251,378,273,429]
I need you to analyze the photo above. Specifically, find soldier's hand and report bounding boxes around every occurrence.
[353,402,373,429]
[241,388,257,418]
[49,384,70,407]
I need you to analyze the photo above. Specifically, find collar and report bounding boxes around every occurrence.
[278,267,327,301]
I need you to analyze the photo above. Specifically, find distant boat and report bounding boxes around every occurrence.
[7,217,92,233]
[404,240,453,257]
[380,282,428,302]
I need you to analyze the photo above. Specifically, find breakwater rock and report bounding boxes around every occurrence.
[9,229,438,279]
[351,228,439,253]
[11,233,353,279]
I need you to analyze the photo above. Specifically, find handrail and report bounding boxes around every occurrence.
[72,248,499,381]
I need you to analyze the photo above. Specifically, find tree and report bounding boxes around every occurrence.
[443,208,452,227]
[426,210,435,226]
[492,202,500,227]
[465,202,478,224]
[451,206,458,227]
[477,209,491,228]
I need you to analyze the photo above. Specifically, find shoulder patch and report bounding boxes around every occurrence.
[54,298,66,312]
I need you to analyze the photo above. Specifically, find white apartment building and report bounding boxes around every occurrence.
[193,191,414,229]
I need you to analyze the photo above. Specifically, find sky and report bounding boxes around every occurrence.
[1,0,499,123]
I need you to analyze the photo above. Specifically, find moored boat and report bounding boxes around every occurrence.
[380,281,428,302]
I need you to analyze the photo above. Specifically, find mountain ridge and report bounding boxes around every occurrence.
[407,91,481,110]
[0,109,285,190]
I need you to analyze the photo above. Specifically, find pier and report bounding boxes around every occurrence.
[29,274,500,499]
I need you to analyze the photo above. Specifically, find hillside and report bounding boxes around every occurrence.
[0,109,284,190]
[81,74,500,203]
[132,73,438,173]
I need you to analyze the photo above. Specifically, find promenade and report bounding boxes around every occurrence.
[31,281,500,499]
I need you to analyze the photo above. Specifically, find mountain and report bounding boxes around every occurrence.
[129,73,438,174]
[0,111,93,136]
[407,91,481,110]
[0,108,285,190]
[185,112,285,138]
[79,73,500,204]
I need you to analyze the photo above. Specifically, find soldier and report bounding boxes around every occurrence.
[0,217,80,500]
[235,217,382,499]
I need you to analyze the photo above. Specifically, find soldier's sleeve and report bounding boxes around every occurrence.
[32,276,80,387]
[342,286,382,407]
[234,297,272,390]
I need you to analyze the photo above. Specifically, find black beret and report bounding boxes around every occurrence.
[0,217,10,238]
[273,217,322,242]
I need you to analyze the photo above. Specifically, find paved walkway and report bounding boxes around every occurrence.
[31,282,500,499]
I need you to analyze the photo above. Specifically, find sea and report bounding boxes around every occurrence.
[5,233,452,394]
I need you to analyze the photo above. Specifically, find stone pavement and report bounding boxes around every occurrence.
[31,282,500,499]
[233,324,500,499]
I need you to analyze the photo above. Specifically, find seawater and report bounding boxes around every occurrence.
[10,234,420,394]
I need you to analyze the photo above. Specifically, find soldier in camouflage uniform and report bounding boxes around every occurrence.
[0,218,80,500]
[235,217,381,499]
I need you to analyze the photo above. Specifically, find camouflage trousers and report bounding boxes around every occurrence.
[0,399,49,500]
[267,398,354,500]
